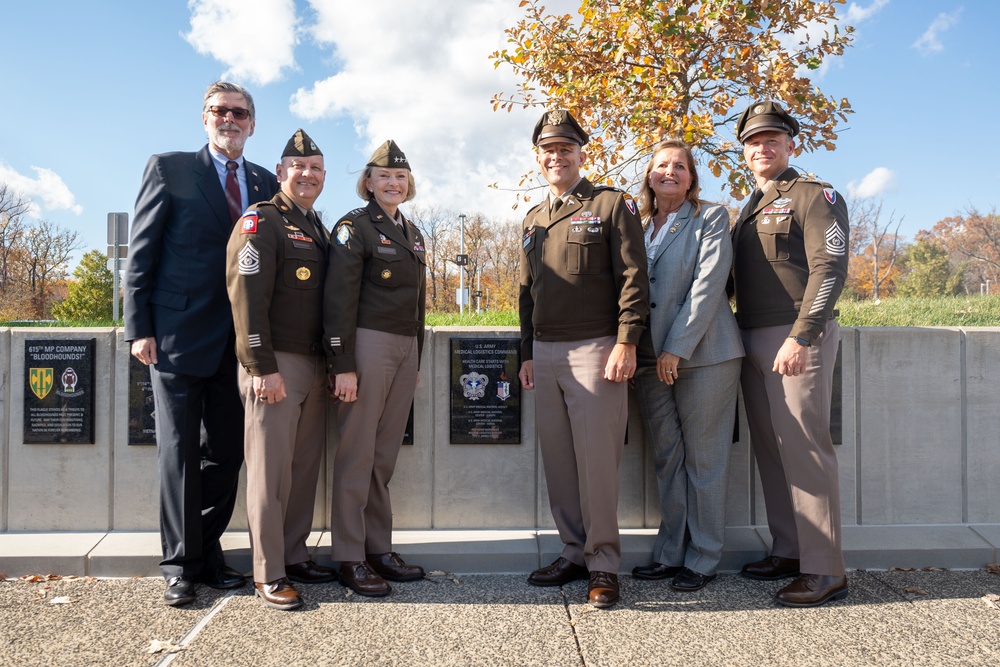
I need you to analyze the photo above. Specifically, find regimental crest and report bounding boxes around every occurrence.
[61,367,78,393]
[826,222,847,256]
[30,368,53,400]
[238,240,260,275]
[459,371,489,401]
[497,371,510,401]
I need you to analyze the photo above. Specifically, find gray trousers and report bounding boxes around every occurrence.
[634,357,741,576]
[740,320,845,576]
[533,335,626,574]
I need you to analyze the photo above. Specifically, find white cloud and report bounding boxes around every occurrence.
[780,0,889,78]
[287,0,566,218]
[184,0,299,85]
[0,162,83,216]
[847,167,896,199]
[912,9,962,55]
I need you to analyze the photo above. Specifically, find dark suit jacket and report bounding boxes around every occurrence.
[124,145,278,376]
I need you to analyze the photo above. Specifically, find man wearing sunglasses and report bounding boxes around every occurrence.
[125,81,279,607]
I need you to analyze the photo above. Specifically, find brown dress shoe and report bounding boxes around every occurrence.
[286,560,338,584]
[775,574,848,608]
[339,561,392,597]
[366,552,425,582]
[254,578,303,611]
[588,571,620,608]
[527,557,589,587]
[741,555,801,581]
[632,562,682,580]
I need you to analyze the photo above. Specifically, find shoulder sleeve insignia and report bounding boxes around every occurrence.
[823,188,838,205]
[240,211,259,234]
[336,223,352,246]
[623,194,637,216]
[237,240,260,275]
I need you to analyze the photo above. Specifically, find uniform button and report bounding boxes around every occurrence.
[650,277,656,283]
[651,303,657,309]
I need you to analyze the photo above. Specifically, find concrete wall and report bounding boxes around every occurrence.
[0,326,997,534]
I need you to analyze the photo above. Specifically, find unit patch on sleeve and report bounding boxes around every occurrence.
[823,188,838,205]
[240,212,259,234]
[238,240,261,275]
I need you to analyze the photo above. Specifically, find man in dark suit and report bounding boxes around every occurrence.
[124,81,278,606]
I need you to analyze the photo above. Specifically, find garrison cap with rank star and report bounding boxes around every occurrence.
[735,100,801,142]
[533,109,589,147]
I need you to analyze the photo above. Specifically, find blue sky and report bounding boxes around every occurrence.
[1,1,996,268]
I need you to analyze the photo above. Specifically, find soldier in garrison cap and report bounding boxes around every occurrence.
[323,139,428,598]
[226,128,335,611]
[730,101,850,608]
[518,109,649,609]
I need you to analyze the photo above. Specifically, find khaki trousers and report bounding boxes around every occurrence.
[533,336,626,574]
[740,320,845,576]
[240,351,327,584]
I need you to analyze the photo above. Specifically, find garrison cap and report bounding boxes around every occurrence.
[282,128,322,158]
[736,101,800,142]
[367,140,410,170]
[532,109,589,147]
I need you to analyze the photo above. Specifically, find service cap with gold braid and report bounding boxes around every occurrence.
[282,128,323,158]
[736,101,800,143]
[367,140,409,170]
[532,109,589,147]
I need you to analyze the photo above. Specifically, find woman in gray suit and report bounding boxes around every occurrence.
[631,139,744,591]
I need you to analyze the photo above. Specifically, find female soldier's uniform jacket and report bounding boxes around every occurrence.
[226,191,329,375]
[518,177,648,361]
[324,200,427,373]
[731,166,849,344]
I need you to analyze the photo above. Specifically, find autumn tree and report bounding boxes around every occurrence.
[895,239,964,298]
[846,198,903,300]
[51,249,116,322]
[918,208,1000,294]
[492,0,853,203]
[409,205,460,311]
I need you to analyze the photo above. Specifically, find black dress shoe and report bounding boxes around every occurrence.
[196,565,247,589]
[255,578,303,611]
[366,552,425,582]
[741,555,801,581]
[286,560,338,584]
[671,567,716,592]
[775,574,848,608]
[339,561,392,597]
[632,562,683,580]
[527,557,589,587]
[164,576,196,606]
[588,571,620,608]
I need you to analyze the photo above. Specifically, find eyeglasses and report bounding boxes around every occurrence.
[206,105,251,121]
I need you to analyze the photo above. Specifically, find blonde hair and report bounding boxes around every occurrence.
[355,167,417,203]
[637,139,702,224]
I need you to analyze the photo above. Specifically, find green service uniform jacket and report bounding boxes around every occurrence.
[731,167,850,344]
[519,177,649,360]
[226,191,329,375]
[324,200,427,374]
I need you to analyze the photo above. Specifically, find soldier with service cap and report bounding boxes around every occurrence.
[226,128,335,611]
[324,139,428,597]
[518,109,649,608]
[730,100,850,607]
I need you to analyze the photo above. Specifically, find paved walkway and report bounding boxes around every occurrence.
[2,568,997,666]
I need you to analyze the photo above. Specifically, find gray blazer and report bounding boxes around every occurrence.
[645,200,744,368]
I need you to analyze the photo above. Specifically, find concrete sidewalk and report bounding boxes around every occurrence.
[2,569,998,666]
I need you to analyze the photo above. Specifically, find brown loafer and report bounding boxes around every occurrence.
[285,560,338,584]
[527,557,589,587]
[339,561,391,597]
[775,574,848,608]
[254,578,303,611]
[366,552,425,582]
[632,562,682,580]
[588,571,620,609]
[741,555,801,581]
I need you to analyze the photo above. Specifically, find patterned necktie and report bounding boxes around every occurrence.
[225,160,242,223]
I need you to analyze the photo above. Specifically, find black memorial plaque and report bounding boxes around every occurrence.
[24,339,96,444]
[450,338,521,444]
[128,354,157,445]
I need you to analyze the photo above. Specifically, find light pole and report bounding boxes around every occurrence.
[458,214,467,314]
